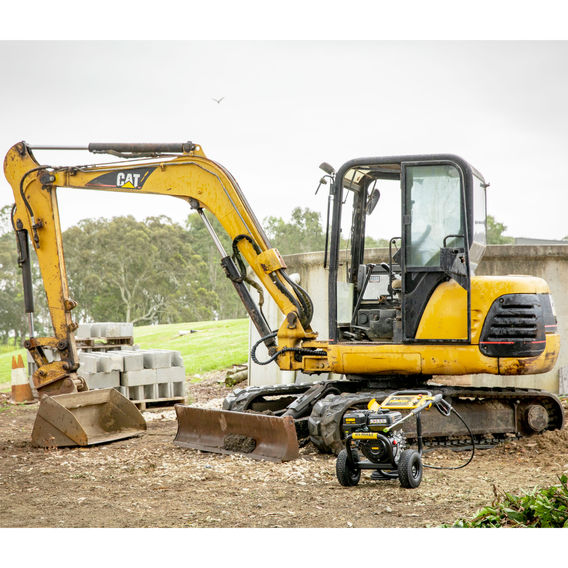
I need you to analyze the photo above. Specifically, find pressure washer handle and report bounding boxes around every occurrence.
[383,394,443,433]
[434,397,453,416]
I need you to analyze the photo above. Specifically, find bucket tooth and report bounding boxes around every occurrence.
[31,388,147,447]
[173,405,299,462]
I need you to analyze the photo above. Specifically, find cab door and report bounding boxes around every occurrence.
[400,161,471,343]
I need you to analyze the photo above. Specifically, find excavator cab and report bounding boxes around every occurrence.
[328,155,485,347]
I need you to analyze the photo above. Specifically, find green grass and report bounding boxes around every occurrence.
[0,318,249,388]
[133,318,249,375]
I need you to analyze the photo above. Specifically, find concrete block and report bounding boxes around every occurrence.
[171,351,184,367]
[89,323,103,337]
[103,323,121,337]
[84,371,120,390]
[121,368,157,387]
[155,381,185,399]
[142,350,173,369]
[78,353,98,374]
[121,323,134,337]
[94,354,112,373]
[76,323,92,339]
[171,381,185,398]
[119,380,184,401]
[98,351,124,373]
[120,351,144,372]
[122,385,144,401]
[156,366,186,383]
[143,383,158,400]
[157,382,172,398]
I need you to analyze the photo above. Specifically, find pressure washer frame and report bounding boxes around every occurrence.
[341,390,448,478]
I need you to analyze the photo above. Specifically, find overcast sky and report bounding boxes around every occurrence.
[1,40,567,240]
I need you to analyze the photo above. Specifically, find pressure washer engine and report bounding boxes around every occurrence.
[336,390,474,489]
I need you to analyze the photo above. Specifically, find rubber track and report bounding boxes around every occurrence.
[223,383,565,454]
[223,383,313,412]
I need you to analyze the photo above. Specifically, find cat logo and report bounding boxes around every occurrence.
[116,172,141,188]
[86,166,156,190]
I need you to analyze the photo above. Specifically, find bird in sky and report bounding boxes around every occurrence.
[212,97,225,104]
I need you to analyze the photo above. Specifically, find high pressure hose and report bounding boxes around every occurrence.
[423,399,476,471]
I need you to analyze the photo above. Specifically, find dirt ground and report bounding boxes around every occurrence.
[1,372,568,529]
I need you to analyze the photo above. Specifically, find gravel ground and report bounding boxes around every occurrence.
[1,371,567,529]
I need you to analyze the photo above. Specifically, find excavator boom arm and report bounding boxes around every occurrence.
[4,141,321,393]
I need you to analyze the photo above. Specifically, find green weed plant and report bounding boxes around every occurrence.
[444,475,568,527]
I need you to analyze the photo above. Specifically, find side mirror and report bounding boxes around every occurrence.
[319,162,335,176]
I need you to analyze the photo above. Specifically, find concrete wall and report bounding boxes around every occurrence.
[248,245,568,394]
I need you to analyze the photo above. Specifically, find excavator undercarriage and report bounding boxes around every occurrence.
[221,378,565,454]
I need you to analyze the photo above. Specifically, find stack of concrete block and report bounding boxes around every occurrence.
[78,348,186,403]
[78,351,123,390]
[26,322,186,405]
[76,322,134,339]
[118,349,186,402]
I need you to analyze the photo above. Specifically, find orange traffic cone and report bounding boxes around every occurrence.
[10,354,35,404]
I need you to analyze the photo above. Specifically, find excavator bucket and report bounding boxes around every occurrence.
[31,389,147,448]
[173,405,299,462]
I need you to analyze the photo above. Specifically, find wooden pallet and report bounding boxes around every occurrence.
[76,337,134,351]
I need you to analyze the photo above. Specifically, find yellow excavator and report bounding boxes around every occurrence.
[4,141,564,460]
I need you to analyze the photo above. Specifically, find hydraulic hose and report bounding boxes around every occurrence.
[279,269,314,328]
[270,272,307,327]
[250,330,327,366]
[231,234,314,329]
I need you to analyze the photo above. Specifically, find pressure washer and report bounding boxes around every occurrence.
[336,390,475,489]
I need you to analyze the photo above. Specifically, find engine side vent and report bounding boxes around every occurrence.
[479,294,546,358]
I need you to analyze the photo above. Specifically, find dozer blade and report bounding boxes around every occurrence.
[31,388,147,448]
[173,405,299,462]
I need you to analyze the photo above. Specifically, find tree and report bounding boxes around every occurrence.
[487,215,514,244]
[0,230,27,345]
[264,207,326,255]
[63,216,219,325]
[0,204,12,235]
[185,212,246,320]
[364,236,390,248]
[0,205,50,344]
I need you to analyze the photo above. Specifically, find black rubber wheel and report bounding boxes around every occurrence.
[397,449,423,489]
[336,449,361,487]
